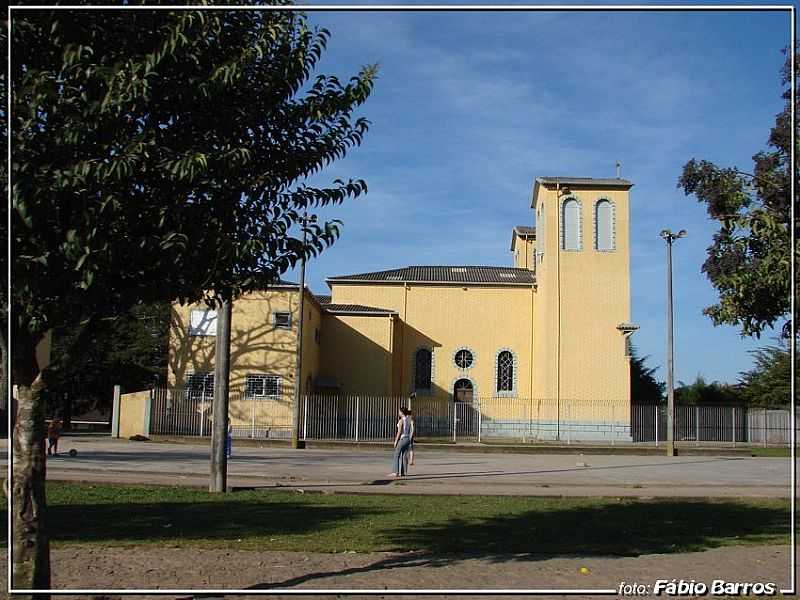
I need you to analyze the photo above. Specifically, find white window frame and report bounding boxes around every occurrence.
[273,311,292,330]
[188,308,218,336]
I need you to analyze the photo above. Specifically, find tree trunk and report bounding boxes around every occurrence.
[12,332,51,597]
[0,327,8,438]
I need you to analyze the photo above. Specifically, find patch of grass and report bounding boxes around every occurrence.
[747,447,791,458]
[38,482,791,557]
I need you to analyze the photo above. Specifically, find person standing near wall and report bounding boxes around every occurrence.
[388,407,414,478]
[47,417,62,456]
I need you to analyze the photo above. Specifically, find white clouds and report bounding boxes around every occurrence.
[293,10,788,383]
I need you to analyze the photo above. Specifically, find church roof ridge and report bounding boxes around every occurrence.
[327,265,535,287]
[535,176,633,187]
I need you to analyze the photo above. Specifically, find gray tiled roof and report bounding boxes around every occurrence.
[324,304,397,315]
[315,294,332,305]
[328,266,536,285]
[513,225,536,236]
[536,176,633,188]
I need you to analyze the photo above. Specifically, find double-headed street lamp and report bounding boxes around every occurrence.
[660,228,686,457]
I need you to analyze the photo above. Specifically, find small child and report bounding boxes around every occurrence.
[47,418,62,456]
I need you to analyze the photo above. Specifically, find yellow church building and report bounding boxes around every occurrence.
[167,176,638,441]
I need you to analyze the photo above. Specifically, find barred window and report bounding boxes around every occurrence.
[246,374,280,399]
[414,349,432,390]
[186,372,214,399]
[496,351,514,392]
[454,349,473,369]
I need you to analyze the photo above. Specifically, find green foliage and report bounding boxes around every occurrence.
[677,48,797,338]
[674,375,742,406]
[12,8,377,344]
[629,345,665,404]
[42,302,170,416]
[737,340,793,407]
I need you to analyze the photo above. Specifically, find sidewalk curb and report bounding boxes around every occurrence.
[142,435,763,457]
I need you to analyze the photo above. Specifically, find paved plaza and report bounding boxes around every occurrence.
[6,436,792,497]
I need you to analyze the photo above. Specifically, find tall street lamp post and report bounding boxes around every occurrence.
[660,228,686,457]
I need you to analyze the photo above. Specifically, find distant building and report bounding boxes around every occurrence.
[169,176,637,440]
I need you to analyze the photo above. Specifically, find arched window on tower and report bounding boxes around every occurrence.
[414,348,432,391]
[561,198,581,250]
[537,204,545,260]
[595,199,615,251]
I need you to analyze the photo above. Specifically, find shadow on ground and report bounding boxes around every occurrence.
[44,500,371,544]
[251,500,789,589]
[380,500,788,556]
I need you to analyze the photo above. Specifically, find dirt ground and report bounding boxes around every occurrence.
[1,544,791,599]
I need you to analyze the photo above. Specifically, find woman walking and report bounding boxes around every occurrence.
[388,406,414,478]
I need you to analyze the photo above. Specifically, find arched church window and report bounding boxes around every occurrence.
[595,199,615,251]
[414,348,432,391]
[561,198,581,250]
[496,351,514,393]
[537,205,545,259]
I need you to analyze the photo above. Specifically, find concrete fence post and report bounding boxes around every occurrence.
[111,385,121,438]
[143,389,152,437]
[302,395,308,441]
[477,397,482,444]
[655,403,659,446]
[355,396,360,442]
[452,404,457,443]
[696,405,700,446]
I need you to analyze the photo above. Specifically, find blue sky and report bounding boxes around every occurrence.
[284,9,791,385]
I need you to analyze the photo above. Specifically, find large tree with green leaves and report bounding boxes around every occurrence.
[42,302,171,423]
[674,375,741,406]
[629,345,665,404]
[678,49,797,338]
[738,341,793,407]
[11,7,375,591]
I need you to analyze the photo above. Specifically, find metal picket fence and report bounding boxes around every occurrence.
[149,388,797,446]
[631,402,798,446]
